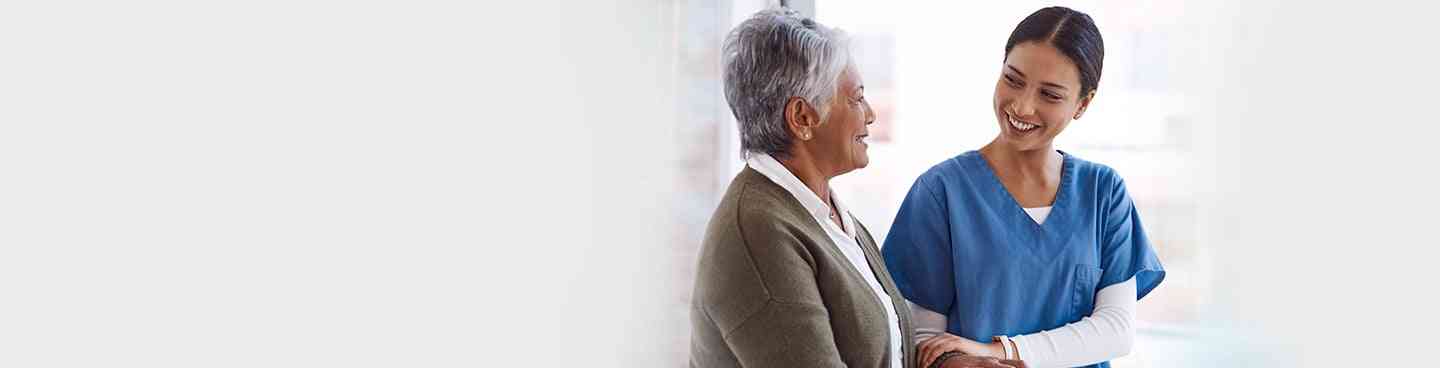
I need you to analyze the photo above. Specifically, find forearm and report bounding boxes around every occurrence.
[1009,278,1137,367]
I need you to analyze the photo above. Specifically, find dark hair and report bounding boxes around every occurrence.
[1004,6,1104,96]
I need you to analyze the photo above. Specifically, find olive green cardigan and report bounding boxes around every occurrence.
[690,167,916,368]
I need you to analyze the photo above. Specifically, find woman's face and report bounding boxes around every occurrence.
[992,41,1092,152]
[812,65,875,176]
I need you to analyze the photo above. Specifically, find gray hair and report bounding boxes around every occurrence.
[722,8,851,159]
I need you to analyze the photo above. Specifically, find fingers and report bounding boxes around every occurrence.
[936,356,1014,368]
[985,359,1018,368]
[919,343,938,368]
[919,335,953,368]
[974,356,1017,368]
[918,337,937,367]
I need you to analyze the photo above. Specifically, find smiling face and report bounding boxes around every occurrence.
[992,41,1093,152]
[811,65,875,176]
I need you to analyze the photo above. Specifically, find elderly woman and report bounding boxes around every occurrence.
[882,7,1166,368]
[689,8,1022,368]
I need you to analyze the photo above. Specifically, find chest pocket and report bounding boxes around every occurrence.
[1070,264,1103,317]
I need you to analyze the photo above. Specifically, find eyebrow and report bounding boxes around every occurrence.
[1005,65,1071,91]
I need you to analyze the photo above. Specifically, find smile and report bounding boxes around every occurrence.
[1007,113,1041,132]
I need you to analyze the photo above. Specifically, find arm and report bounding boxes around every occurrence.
[1009,277,1137,367]
[914,278,1137,368]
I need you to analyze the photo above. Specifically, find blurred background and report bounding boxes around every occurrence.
[3,1,1438,367]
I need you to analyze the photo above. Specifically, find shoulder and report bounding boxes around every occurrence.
[1062,153,1134,211]
[913,150,985,191]
[1065,152,1126,190]
[726,169,814,243]
[700,167,823,284]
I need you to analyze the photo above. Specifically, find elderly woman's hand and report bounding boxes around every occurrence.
[931,354,1027,368]
[919,333,1005,367]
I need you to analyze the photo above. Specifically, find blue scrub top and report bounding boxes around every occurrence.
[882,151,1165,368]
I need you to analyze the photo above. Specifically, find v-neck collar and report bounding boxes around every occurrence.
[968,150,1076,231]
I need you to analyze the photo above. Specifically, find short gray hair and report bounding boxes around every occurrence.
[722,8,851,159]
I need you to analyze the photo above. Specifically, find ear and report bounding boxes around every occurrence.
[784,96,821,141]
[1072,90,1096,120]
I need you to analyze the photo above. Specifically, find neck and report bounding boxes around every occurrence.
[775,153,833,204]
[980,141,1061,181]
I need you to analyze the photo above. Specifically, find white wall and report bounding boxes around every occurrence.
[0,1,681,367]
[1194,1,1440,366]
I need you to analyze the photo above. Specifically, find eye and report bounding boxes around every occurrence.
[1042,91,1063,101]
[1003,75,1023,88]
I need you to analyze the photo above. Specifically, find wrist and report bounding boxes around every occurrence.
[988,335,1019,360]
[984,340,1006,359]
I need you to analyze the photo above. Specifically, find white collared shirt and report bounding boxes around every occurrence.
[746,153,902,368]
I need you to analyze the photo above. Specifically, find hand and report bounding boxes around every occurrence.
[918,333,1004,367]
[935,355,1027,368]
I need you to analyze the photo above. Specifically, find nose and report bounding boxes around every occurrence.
[1010,90,1037,118]
[863,99,876,125]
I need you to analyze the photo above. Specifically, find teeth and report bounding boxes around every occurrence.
[1008,116,1039,131]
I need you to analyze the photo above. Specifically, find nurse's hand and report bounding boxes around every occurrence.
[919,333,1004,367]
[932,354,1027,368]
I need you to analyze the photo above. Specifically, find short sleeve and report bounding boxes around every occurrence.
[1097,171,1166,300]
[882,173,956,314]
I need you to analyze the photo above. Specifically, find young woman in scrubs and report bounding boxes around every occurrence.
[881,7,1165,368]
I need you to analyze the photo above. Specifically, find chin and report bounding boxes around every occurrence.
[853,152,870,169]
[837,160,868,175]
[998,135,1045,152]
